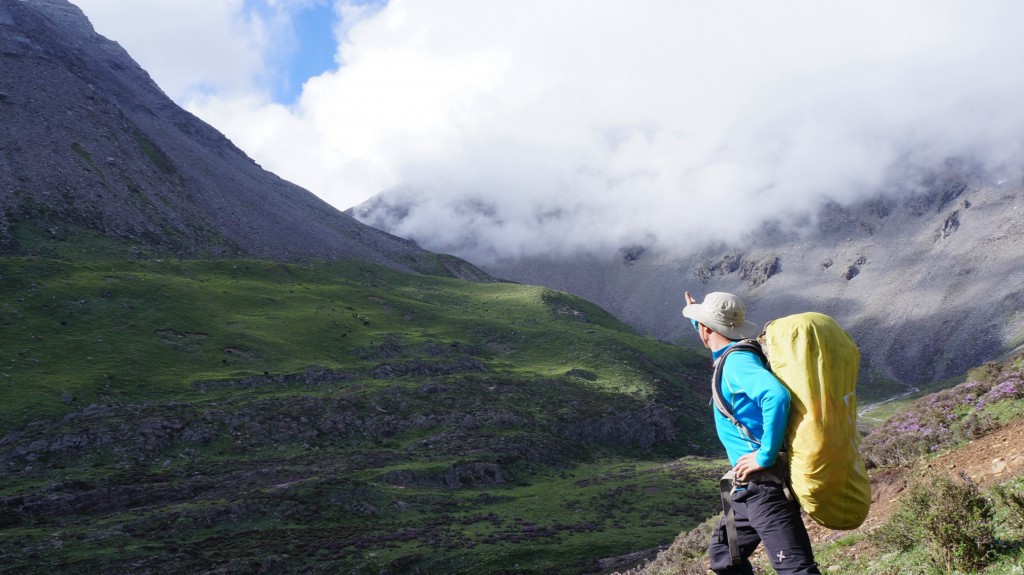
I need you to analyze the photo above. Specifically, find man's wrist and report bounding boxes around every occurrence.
[754,450,774,468]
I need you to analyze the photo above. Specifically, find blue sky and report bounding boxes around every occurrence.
[72,1,1024,263]
[75,0,385,104]
[261,0,337,103]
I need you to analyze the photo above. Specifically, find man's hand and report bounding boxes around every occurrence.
[733,452,766,482]
[685,291,697,306]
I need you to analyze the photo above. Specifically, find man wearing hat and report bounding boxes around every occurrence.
[683,292,820,575]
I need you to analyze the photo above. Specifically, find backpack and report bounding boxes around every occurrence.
[712,312,871,530]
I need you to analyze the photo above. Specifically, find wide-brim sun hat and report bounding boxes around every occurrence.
[682,292,761,340]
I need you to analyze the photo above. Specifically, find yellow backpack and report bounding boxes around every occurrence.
[713,312,871,530]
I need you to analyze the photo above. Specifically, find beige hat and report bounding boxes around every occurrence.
[682,292,761,340]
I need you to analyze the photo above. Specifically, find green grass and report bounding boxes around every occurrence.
[0,248,719,574]
[6,231,1019,574]
[0,454,726,575]
[135,131,173,174]
[3,253,707,421]
[71,142,100,174]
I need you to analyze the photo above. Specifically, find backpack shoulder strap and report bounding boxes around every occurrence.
[711,339,768,445]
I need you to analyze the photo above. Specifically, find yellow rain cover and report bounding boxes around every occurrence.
[761,312,871,530]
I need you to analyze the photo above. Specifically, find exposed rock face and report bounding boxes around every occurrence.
[484,175,1024,388]
[695,252,742,281]
[939,209,961,239]
[0,0,486,278]
[557,404,677,451]
[0,371,695,472]
[738,255,779,287]
[380,463,513,489]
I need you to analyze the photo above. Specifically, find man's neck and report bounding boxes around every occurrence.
[706,331,734,352]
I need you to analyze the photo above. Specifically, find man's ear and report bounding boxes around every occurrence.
[697,323,711,345]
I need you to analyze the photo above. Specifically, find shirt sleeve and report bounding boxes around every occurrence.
[723,351,791,468]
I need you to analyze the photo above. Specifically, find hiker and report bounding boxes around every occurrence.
[683,291,820,575]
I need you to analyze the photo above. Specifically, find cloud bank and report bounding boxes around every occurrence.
[78,1,1024,264]
[76,0,271,99]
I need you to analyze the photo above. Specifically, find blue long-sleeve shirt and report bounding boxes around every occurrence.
[710,341,791,469]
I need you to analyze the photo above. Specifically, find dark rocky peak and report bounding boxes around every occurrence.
[0,0,488,279]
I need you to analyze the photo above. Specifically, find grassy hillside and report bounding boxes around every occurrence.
[0,233,726,574]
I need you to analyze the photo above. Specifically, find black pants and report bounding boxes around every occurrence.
[709,480,820,575]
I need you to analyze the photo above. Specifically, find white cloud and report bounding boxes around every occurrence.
[74,0,271,100]
[74,0,1024,264]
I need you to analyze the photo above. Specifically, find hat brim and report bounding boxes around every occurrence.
[683,304,761,340]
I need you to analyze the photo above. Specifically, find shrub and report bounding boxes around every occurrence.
[860,369,1009,469]
[1013,352,1024,372]
[860,429,930,469]
[613,514,717,575]
[992,480,1024,535]
[967,361,1004,386]
[982,373,1024,403]
[952,411,998,443]
[872,473,994,573]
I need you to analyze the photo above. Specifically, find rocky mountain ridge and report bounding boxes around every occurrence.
[483,172,1024,389]
[0,0,487,279]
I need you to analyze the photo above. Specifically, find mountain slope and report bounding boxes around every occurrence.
[480,173,1024,392]
[0,0,481,278]
[0,3,728,572]
[613,350,1024,575]
[0,255,722,574]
